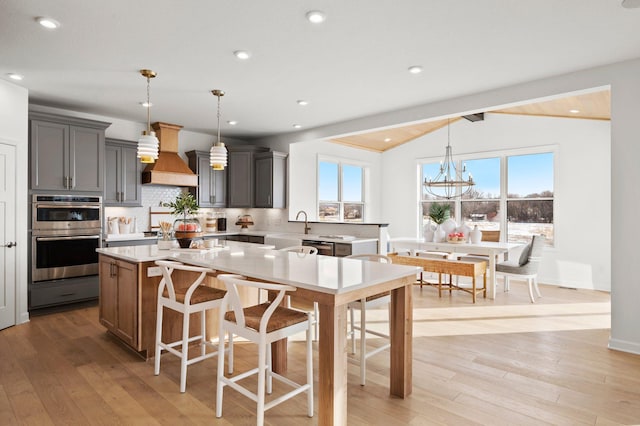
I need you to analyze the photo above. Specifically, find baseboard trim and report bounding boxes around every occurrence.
[608,337,640,355]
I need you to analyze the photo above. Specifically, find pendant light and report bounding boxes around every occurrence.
[137,69,159,164]
[210,89,228,170]
[423,119,474,199]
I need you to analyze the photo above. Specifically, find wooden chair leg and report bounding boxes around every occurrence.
[472,276,476,303]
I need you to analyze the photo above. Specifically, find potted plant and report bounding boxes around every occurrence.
[165,192,201,248]
[428,203,450,242]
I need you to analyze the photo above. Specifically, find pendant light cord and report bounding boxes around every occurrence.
[216,93,221,145]
[146,75,152,133]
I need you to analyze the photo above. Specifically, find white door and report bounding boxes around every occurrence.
[0,143,16,330]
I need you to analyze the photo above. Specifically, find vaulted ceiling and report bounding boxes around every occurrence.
[329,90,611,152]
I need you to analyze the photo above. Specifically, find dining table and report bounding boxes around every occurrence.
[173,245,421,425]
[391,238,522,299]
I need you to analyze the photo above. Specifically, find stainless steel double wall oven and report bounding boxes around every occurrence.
[31,194,102,282]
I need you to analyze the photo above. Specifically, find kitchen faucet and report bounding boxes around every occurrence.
[295,210,311,234]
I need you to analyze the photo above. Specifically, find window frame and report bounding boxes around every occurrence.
[418,145,557,247]
[317,155,368,223]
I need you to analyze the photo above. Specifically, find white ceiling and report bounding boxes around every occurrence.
[1,0,639,140]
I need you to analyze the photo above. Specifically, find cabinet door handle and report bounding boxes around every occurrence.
[69,176,73,189]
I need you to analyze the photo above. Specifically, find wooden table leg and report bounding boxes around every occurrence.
[389,283,412,397]
[317,303,348,426]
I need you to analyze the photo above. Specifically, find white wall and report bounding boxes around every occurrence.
[288,140,383,222]
[0,80,29,324]
[381,113,611,291]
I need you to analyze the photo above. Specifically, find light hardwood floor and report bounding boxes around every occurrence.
[1,282,639,425]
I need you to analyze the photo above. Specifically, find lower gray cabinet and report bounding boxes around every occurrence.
[186,150,227,207]
[104,138,142,206]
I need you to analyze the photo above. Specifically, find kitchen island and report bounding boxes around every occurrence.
[97,241,419,425]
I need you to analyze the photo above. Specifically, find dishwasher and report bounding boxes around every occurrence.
[302,240,335,256]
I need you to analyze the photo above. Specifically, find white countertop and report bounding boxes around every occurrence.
[97,241,418,295]
[96,240,273,263]
[173,247,419,295]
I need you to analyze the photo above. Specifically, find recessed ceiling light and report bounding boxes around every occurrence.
[234,50,251,60]
[408,66,423,74]
[36,16,60,29]
[7,73,23,81]
[384,138,392,143]
[293,124,302,129]
[297,100,309,106]
[227,120,238,125]
[569,109,580,114]
[306,10,326,23]
[140,101,152,107]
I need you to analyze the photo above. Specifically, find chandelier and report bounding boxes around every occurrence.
[137,69,159,163]
[423,119,474,199]
[210,89,228,170]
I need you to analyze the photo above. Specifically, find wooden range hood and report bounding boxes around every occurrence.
[141,122,198,187]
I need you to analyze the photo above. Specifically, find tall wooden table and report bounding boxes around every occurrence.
[174,247,420,426]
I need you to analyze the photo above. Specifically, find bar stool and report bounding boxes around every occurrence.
[346,254,392,386]
[154,260,226,393]
[216,274,314,426]
[279,245,319,341]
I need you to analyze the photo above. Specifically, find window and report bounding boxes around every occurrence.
[420,150,554,245]
[318,160,365,222]
[507,152,554,244]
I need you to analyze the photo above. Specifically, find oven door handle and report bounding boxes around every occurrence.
[35,203,101,209]
[35,235,101,242]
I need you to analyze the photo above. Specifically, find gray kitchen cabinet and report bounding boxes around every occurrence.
[254,151,287,208]
[186,150,227,208]
[29,111,110,192]
[227,146,268,208]
[104,138,142,206]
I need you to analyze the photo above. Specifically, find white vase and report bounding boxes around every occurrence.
[423,220,435,242]
[434,225,446,243]
[470,225,482,244]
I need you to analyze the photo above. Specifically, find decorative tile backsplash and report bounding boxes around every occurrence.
[104,185,381,238]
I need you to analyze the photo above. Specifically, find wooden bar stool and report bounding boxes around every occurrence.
[216,274,313,426]
[153,260,226,393]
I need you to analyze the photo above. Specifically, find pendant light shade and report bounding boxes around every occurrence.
[210,89,228,170]
[138,69,159,164]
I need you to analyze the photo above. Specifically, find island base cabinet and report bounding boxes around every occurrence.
[99,256,138,349]
[99,255,223,359]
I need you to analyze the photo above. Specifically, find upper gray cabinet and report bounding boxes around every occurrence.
[255,151,287,208]
[227,146,268,208]
[104,138,142,206]
[186,150,227,208]
[29,111,110,193]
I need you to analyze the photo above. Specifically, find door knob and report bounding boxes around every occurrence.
[3,242,16,248]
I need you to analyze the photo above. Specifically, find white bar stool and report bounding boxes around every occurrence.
[153,260,227,393]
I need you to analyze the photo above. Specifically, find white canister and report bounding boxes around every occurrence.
[470,225,482,244]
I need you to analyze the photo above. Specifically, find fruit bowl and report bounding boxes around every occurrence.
[173,218,202,248]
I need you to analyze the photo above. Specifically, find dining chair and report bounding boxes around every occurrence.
[279,245,319,340]
[216,274,314,426]
[496,235,545,303]
[154,260,227,393]
[346,254,392,386]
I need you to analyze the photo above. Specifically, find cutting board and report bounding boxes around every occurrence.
[149,207,178,230]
